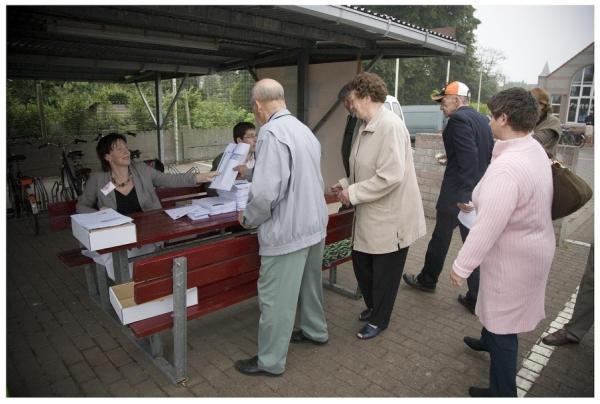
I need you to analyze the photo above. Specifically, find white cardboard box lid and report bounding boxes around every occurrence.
[72,220,136,251]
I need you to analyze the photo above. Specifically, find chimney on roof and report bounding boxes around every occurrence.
[432,27,456,38]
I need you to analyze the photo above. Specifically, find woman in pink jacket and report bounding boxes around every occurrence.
[450,88,555,397]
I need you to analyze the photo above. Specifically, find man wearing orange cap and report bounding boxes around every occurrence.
[403,81,493,314]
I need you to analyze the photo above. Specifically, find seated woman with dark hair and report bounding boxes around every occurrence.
[76,133,217,281]
[77,133,216,214]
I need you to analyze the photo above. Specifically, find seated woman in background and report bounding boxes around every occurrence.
[450,88,555,397]
[76,133,217,280]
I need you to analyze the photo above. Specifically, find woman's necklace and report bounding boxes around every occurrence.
[111,170,132,188]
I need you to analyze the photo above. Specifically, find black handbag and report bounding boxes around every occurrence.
[550,159,593,220]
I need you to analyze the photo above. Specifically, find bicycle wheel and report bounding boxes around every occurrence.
[63,159,81,197]
[9,177,22,218]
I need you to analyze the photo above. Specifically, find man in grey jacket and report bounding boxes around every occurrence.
[234,78,329,376]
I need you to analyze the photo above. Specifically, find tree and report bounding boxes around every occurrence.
[358,5,485,104]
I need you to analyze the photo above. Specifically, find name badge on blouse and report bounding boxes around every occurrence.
[101,181,116,196]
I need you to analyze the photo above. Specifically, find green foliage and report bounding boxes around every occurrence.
[191,98,254,129]
[7,80,40,137]
[360,5,501,105]
[470,102,490,116]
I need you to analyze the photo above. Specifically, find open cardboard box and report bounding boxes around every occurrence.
[109,282,198,325]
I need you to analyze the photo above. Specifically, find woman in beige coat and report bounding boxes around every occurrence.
[332,73,426,339]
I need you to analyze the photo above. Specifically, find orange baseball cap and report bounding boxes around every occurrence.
[431,81,471,102]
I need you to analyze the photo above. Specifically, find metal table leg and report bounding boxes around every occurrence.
[112,249,130,284]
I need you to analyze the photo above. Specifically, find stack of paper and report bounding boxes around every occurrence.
[192,197,237,216]
[209,142,251,192]
[71,208,133,230]
[218,180,251,211]
[186,206,210,221]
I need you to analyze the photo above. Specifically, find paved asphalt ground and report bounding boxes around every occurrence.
[4,148,594,397]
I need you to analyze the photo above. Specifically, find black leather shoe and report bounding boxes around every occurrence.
[457,294,476,315]
[359,308,373,321]
[469,386,491,397]
[290,330,328,345]
[234,356,282,377]
[356,323,381,340]
[402,273,436,293]
[542,328,580,346]
[463,336,487,352]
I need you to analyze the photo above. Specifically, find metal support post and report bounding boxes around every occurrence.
[83,263,98,298]
[155,72,165,162]
[135,82,158,126]
[112,250,130,283]
[172,256,188,384]
[150,333,164,357]
[94,263,111,311]
[297,48,309,124]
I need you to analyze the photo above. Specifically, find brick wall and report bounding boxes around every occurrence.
[413,133,445,218]
[413,134,579,245]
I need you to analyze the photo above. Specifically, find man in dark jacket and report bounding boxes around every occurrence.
[403,81,494,314]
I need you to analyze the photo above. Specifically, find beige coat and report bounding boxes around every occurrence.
[343,106,426,254]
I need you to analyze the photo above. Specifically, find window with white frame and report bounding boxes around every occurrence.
[568,65,594,123]
[550,94,561,117]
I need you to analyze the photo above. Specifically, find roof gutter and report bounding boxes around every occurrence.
[278,5,466,56]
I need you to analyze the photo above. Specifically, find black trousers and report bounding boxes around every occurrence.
[352,247,409,330]
[417,209,480,301]
[479,327,518,397]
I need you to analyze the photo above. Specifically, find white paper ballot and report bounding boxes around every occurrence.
[71,208,133,230]
[458,209,477,230]
[164,205,198,220]
[193,197,237,215]
[209,143,251,191]
[186,206,210,221]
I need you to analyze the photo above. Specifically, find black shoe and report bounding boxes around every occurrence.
[402,273,436,293]
[468,386,491,397]
[290,330,328,345]
[463,336,487,352]
[457,294,476,315]
[359,308,373,321]
[542,328,580,346]
[234,356,282,377]
[356,323,381,340]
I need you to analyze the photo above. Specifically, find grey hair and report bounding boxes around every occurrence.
[251,79,285,103]
[457,95,470,105]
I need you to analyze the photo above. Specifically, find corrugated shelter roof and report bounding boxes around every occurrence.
[7,5,466,83]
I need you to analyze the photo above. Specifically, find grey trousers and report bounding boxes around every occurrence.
[257,240,328,374]
[566,243,594,341]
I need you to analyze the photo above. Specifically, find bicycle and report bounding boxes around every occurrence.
[39,138,89,202]
[6,152,48,235]
[559,125,586,148]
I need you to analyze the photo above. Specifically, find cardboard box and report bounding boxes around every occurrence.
[71,220,137,251]
[109,282,199,325]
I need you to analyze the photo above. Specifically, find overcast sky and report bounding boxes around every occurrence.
[474,5,595,84]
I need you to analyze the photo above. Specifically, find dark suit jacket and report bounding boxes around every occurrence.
[437,106,494,214]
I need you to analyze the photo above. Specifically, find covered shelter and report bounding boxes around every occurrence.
[7,5,466,174]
